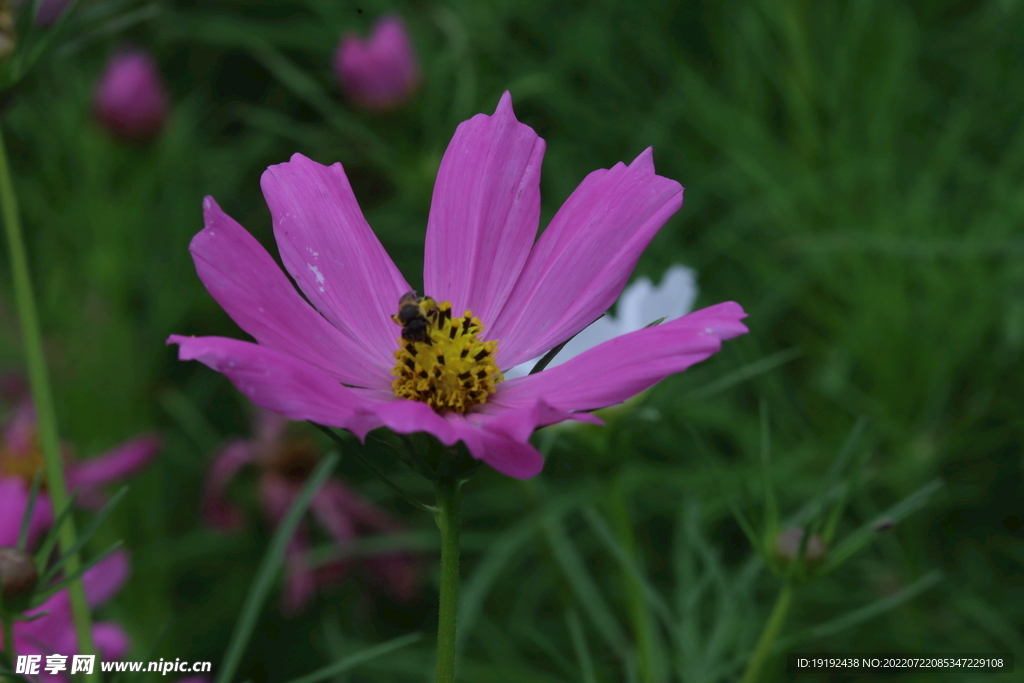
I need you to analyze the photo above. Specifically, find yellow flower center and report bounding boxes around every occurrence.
[391,301,503,413]
[0,432,47,487]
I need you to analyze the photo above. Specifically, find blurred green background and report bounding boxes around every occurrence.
[1,0,1022,681]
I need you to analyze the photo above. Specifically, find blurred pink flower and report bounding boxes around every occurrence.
[334,15,420,111]
[0,550,132,683]
[14,0,70,26]
[93,50,169,141]
[0,400,161,510]
[204,409,418,613]
[0,477,51,547]
[169,92,747,479]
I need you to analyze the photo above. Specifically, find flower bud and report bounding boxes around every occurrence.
[94,50,169,141]
[774,527,826,566]
[0,0,15,62]
[334,15,420,112]
[14,0,70,26]
[0,546,38,606]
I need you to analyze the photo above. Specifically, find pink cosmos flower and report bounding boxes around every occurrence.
[0,400,161,509]
[334,15,421,112]
[168,92,748,479]
[204,409,418,613]
[93,50,169,141]
[1,550,132,682]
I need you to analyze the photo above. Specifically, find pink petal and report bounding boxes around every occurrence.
[489,148,684,368]
[497,302,749,412]
[190,198,389,388]
[283,530,317,614]
[255,407,288,444]
[83,549,130,608]
[347,388,459,445]
[202,440,255,530]
[309,482,357,542]
[4,399,37,454]
[66,434,160,488]
[169,335,460,446]
[363,553,419,602]
[423,91,545,327]
[168,335,362,428]
[447,414,548,479]
[261,154,410,368]
[0,476,52,547]
[259,474,299,524]
[92,622,130,660]
[320,478,403,534]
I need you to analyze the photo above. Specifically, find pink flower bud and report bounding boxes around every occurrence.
[94,50,169,141]
[14,0,70,26]
[334,15,420,112]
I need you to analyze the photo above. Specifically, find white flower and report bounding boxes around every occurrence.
[505,265,699,379]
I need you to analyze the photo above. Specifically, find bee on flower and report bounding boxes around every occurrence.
[169,92,748,479]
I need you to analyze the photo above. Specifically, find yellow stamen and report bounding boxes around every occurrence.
[391,301,503,413]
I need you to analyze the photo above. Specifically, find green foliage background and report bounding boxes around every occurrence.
[1,0,1022,681]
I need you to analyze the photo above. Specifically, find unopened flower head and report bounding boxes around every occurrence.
[7,551,131,680]
[13,0,70,26]
[94,50,169,141]
[0,546,37,604]
[775,527,827,566]
[204,409,418,612]
[168,92,748,479]
[334,14,420,111]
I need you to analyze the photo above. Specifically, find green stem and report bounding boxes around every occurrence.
[609,485,656,683]
[433,480,462,683]
[2,613,14,665]
[739,583,795,683]
[0,125,97,673]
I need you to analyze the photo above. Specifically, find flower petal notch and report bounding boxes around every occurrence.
[169,92,748,479]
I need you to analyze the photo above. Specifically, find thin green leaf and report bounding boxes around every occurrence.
[17,467,43,550]
[543,515,631,660]
[580,506,681,646]
[457,490,588,657]
[953,592,1024,661]
[158,389,223,455]
[685,423,761,554]
[759,400,779,542]
[215,452,339,683]
[34,491,79,567]
[531,315,606,375]
[282,633,423,683]
[30,541,123,609]
[0,667,34,683]
[566,609,599,683]
[41,486,127,586]
[772,570,943,651]
[819,479,943,575]
[684,347,803,400]
[311,424,434,513]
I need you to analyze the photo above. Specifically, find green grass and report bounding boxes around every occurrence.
[0,0,1021,681]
